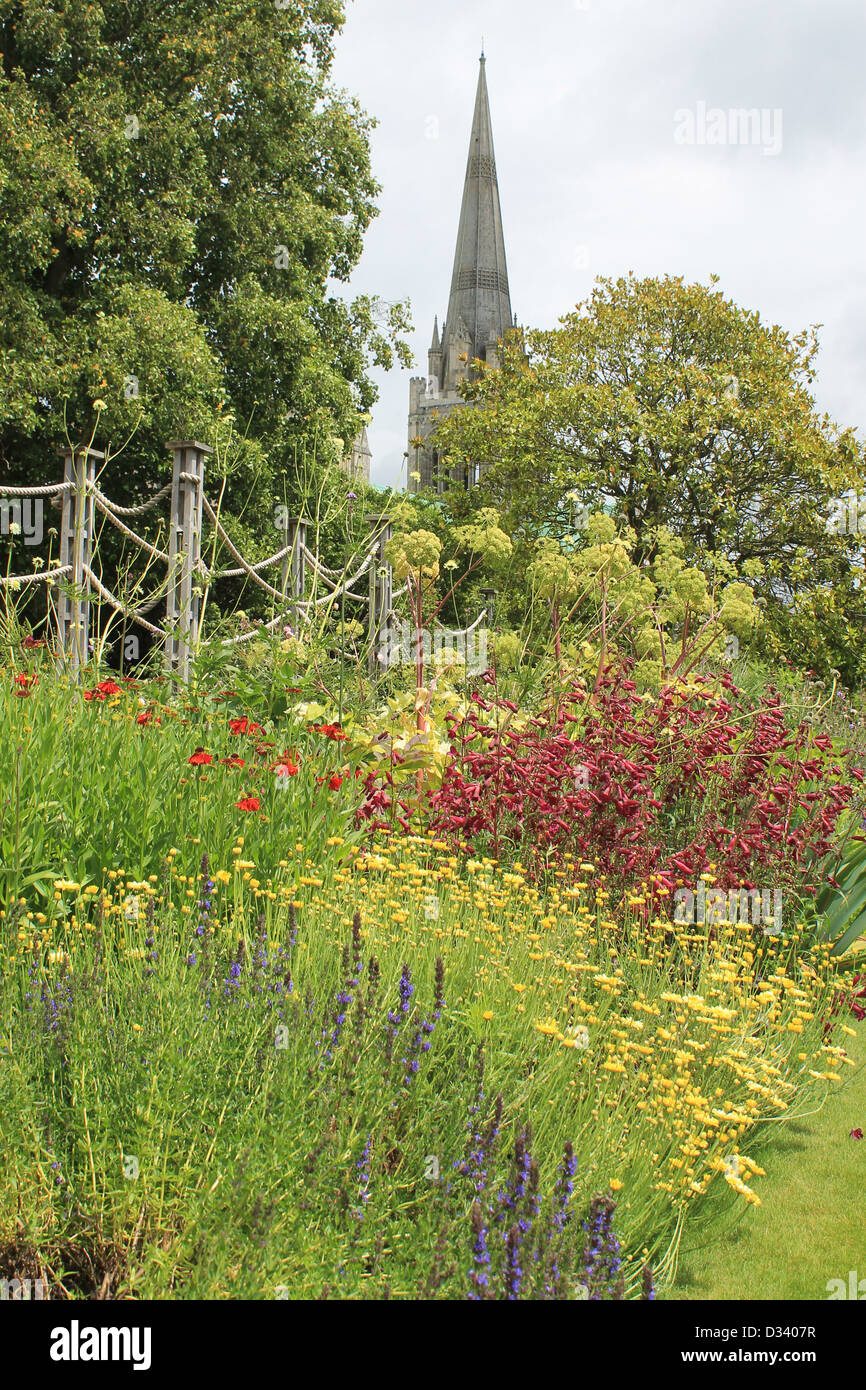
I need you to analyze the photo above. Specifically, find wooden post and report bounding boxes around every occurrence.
[366,514,393,675]
[283,516,306,631]
[481,587,497,629]
[165,440,211,682]
[57,445,102,677]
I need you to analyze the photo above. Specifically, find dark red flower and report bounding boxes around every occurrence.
[850,1128,863,1140]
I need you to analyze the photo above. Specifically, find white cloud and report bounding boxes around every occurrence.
[332,0,866,488]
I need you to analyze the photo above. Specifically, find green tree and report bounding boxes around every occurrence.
[0,0,410,539]
[433,273,866,683]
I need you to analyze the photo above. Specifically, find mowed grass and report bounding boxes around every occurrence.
[668,1020,866,1301]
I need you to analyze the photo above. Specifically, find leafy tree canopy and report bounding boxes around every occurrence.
[0,0,410,530]
[433,273,866,683]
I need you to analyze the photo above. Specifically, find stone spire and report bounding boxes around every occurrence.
[407,55,515,493]
[441,54,513,380]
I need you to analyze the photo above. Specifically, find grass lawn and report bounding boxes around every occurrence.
[668,1020,866,1301]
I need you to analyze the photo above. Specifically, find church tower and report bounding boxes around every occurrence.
[408,53,514,493]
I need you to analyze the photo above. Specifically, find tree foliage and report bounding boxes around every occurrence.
[0,0,410,527]
[434,273,866,683]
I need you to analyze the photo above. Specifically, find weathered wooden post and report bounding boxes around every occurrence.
[57,445,102,676]
[165,440,211,682]
[481,587,497,629]
[366,514,393,675]
[282,516,306,631]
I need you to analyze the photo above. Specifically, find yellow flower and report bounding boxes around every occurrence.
[482,1010,494,1021]
[609,1178,623,1192]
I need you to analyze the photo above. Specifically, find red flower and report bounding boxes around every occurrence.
[274,758,300,777]
[188,748,213,765]
[229,716,263,735]
[83,678,123,701]
[328,773,344,791]
[22,636,44,649]
[13,672,36,695]
[236,796,261,812]
[850,1128,863,1140]
[312,722,348,741]
[221,754,247,769]
[136,709,155,726]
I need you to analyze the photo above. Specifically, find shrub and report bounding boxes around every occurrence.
[428,664,863,912]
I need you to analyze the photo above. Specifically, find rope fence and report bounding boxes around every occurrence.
[3,442,494,682]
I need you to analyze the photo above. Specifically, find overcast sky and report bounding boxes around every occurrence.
[331,0,866,490]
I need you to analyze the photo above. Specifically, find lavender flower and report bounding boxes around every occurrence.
[196,852,214,938]
[504,1223,523,1300]
[553,1141,577,1231]
[468,1200,491,1299]
[581,1195,621,1299]
[354,1135,373,1220]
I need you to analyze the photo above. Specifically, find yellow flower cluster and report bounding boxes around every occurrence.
[17,833,853,1228]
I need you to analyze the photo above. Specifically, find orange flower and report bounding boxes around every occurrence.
[229,716,263,735]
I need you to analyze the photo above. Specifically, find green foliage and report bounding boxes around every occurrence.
[525,511,761,689]
[433,272,866,684]
[0,0,410,535]
[0,664,360,901]
[451,507,513,569]
[0,653,861,1298]
[813,834,866,958]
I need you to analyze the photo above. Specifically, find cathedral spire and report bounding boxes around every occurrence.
[407,56,515,493]
[443,55,512,376]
